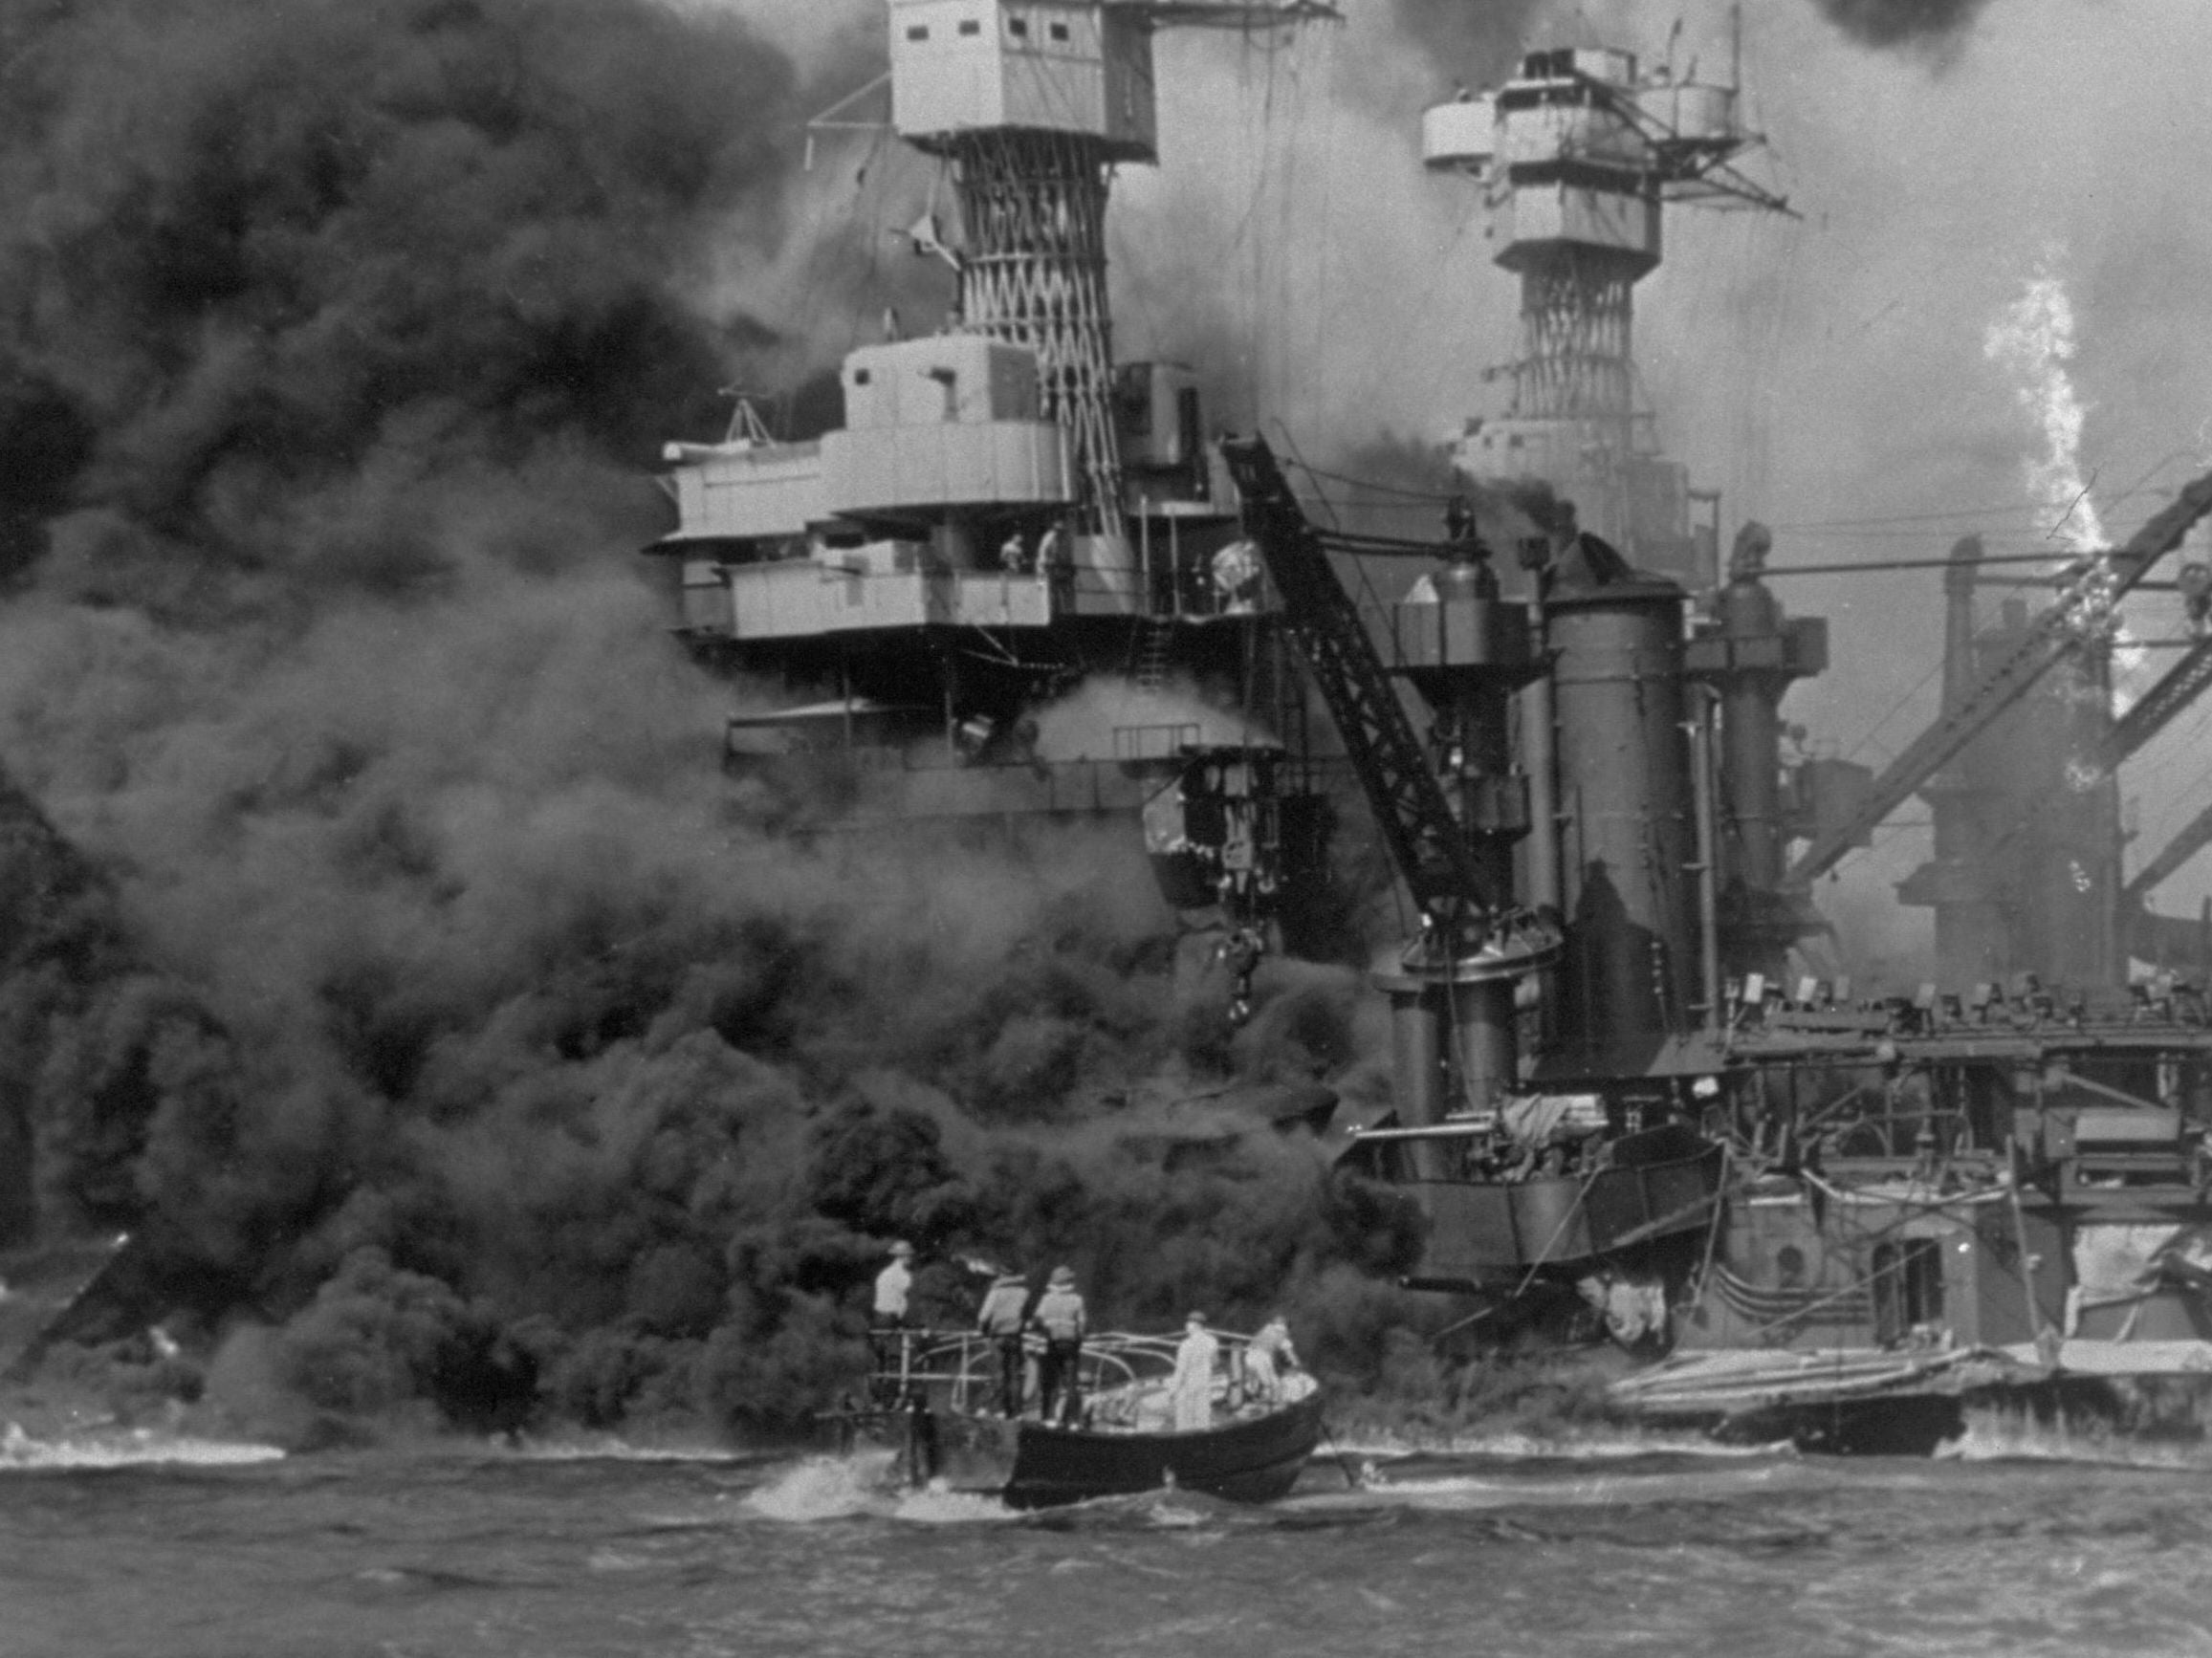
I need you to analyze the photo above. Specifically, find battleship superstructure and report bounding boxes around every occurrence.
[1420,39,1785,588]
[1279,28,2212,1449]
[637,6,2212,1450]
[648,0,1339,969]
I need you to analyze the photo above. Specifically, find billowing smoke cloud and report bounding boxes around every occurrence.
[1811,0,1996,53]
[0,0,1434,1438]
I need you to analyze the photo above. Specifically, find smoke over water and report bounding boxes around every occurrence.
[0,0,1427,1439]
[1811,0,1997,53]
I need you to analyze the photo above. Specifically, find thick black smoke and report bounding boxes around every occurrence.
[0,0,816,610]
[0,0,1432,1440]
[1810,0,1997,52]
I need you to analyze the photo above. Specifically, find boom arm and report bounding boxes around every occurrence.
[1968,610,2212,876]
[1786,470,2212,885]
[2127,797,2212,908]
[2101,633,2212,772]
[1218,435,1496,943]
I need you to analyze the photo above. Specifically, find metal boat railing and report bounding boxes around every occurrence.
[863,1326,1267,1419]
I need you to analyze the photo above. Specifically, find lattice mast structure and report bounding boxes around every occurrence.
[1421,33,1785,580]
[889,0,1331,535]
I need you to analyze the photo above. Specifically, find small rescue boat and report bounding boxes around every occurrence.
[827,1327,1329,1509]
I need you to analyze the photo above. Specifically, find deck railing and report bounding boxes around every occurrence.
[861,1326,1263,1418]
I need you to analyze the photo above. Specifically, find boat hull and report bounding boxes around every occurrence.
[999,1391,1328,1509]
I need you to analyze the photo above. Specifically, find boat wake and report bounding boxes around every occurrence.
[743,1451,1015,1525]
[1017,1485,1264,1531]
[1285,1451,1809,1516]
[1329,1428,1793,1462]
[503,1434,758,1465]
[0,1421,285,1471]
[1938,1407,2212,1470]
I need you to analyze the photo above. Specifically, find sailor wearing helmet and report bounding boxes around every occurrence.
[1243,1312,1302,1405]
[975,1268,1034,1419]
[873,1239,916,1329]
[1031,1264,1087,1428]
[868,1240,918,1405]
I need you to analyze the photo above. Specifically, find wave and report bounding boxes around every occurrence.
[742,1451,1016,1525]
[0,1421,284,1470]
[1326,1428,1795,1461]
[1938,1407,2212,1471]
[499,1433,759,1465]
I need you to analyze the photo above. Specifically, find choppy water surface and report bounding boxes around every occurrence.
[9,1425,2212,1657]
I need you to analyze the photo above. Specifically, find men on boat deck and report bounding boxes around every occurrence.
[873,1240,915,1326]
[1171,1312,1219,1431]
[1243,1313,1302,1404]
[1032,1264,1087,1427]
[869,1240,915,1404]
[975,1269,1033,1418]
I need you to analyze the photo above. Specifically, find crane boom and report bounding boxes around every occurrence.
[1967,622,2212,877]
[1217,435,1497,942]
[1786,470,2212,886]
[2101,633,2212,772]
[2127,797,2212,907]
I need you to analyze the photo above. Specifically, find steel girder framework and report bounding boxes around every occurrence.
[948,128,1123,534]
[1512,250,1639,423]
[1218,435,1563,973]
[1787,469,2212,886]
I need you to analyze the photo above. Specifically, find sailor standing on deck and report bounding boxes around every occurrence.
[870,1240,915,1403]
[1170,1312,1219,1431]
[1243,1313,1301,1404]
[975,1270,1032,1418]
[1032,1265,1087,1427]
[873,1239,915,1326]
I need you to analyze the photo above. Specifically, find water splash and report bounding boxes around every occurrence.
[744,1451,904,1521]
[1941,1402,2212,1469]
[887,1483,1018,1525]
[0,1421,284,1471]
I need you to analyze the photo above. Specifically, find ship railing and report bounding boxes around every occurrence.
[863,1325,1268,1417]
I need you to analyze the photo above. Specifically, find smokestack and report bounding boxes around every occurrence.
[1544,530,1697,1061]
[1896,535,2008,984]
[1685,520,1829,985]
[1941,534,1983,714]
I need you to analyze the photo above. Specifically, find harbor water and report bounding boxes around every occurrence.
[8,1427,2212,1657]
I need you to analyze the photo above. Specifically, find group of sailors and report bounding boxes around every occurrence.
[871,1242,1303,1430]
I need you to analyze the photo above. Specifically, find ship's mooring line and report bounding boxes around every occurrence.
[1506,1156,1610,1305]
[1686,1143,1731,1314]
[1316,1421,1362,1490]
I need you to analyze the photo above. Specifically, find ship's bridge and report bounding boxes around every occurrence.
[653,334,1074,642]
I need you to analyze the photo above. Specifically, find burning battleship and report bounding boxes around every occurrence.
[647,0,1348,999]
[1310,39,2212,1451]
[688,2,2212,1454]
[0,0,2201,1454]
